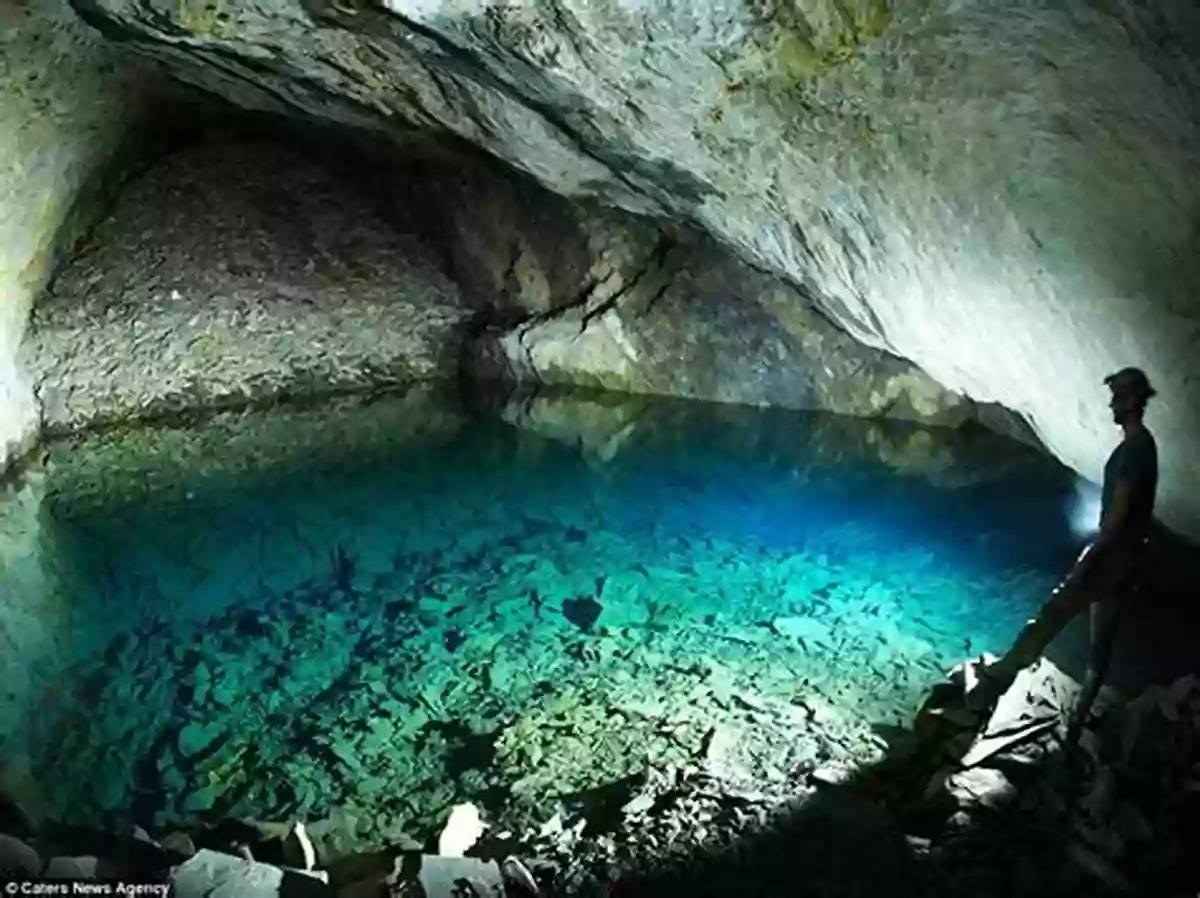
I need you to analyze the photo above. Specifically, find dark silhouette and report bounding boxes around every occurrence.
[957,367,1160,732]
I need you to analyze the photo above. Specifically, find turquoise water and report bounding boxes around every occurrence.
[0,384,1086,849]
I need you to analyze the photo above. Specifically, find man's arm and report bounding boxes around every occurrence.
[1065,479,1135,584]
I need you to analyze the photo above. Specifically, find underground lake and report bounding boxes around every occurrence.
[0,381,1098,852]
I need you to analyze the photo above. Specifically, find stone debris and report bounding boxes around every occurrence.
[940,767,1016,810]
[0,662,1197,896]
[500,856,541,896]
[911,659,1200,895]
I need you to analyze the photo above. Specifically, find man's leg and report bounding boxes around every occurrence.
[916,575,1101,742]
[1071,595,1123,731]
[984,578,1096,689]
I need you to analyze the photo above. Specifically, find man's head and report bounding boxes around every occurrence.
[1104,367,1156,426]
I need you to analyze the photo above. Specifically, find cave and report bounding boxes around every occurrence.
[1,0,1199,895]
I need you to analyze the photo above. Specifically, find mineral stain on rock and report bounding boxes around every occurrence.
[562,597,603,632]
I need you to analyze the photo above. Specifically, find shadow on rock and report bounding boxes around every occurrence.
[537,660,1200,898]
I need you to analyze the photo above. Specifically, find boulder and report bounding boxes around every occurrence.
[0,834,41,877]
[415,856,504,898]
[942,767,1016,810]
[172,849,331,898]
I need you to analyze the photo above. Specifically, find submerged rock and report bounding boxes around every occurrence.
[561,597,603,633]
[770,615,834,647]
[178,721,224,758]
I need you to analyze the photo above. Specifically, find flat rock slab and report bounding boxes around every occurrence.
[173,849,331,898]
[416,855,504,898]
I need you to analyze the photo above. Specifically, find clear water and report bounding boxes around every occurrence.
[0,383,1088,848]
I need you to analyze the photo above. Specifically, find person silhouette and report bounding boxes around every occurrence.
[918,367,1159,742]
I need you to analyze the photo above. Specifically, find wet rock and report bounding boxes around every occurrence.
[0,834,41,876]
[179,721,224,758]
[942,767,1016,810]
[414,856,504,898]
[499,857,540,896]
[173,849,331,898]
[43,856,104,878]
[809,761,856,787]
[161,832,198,859]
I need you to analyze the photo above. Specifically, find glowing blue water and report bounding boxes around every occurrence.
[0,386,1089,845]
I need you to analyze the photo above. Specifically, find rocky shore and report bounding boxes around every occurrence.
[2,659,1198,897]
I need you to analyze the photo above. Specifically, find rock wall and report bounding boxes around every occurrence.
[0,0,160,474]
[20,105,977,435]
[409,158,975,425]
[22,134,471,433]
[65,0,1200,538]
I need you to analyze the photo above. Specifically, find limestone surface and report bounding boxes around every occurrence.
[66,0,1200,538]
[0,0,157,474]
[416,158,974,424]
[20,116,977,434]
[22,138,472,433]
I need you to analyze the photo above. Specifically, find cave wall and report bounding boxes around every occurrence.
[0,0,161,476]
[406,157,976,425]
[64,0,1200,538]
[23,132,472,433]
[10,65,981,440]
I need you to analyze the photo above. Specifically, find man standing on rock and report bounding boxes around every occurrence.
[921,367,1160,740]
